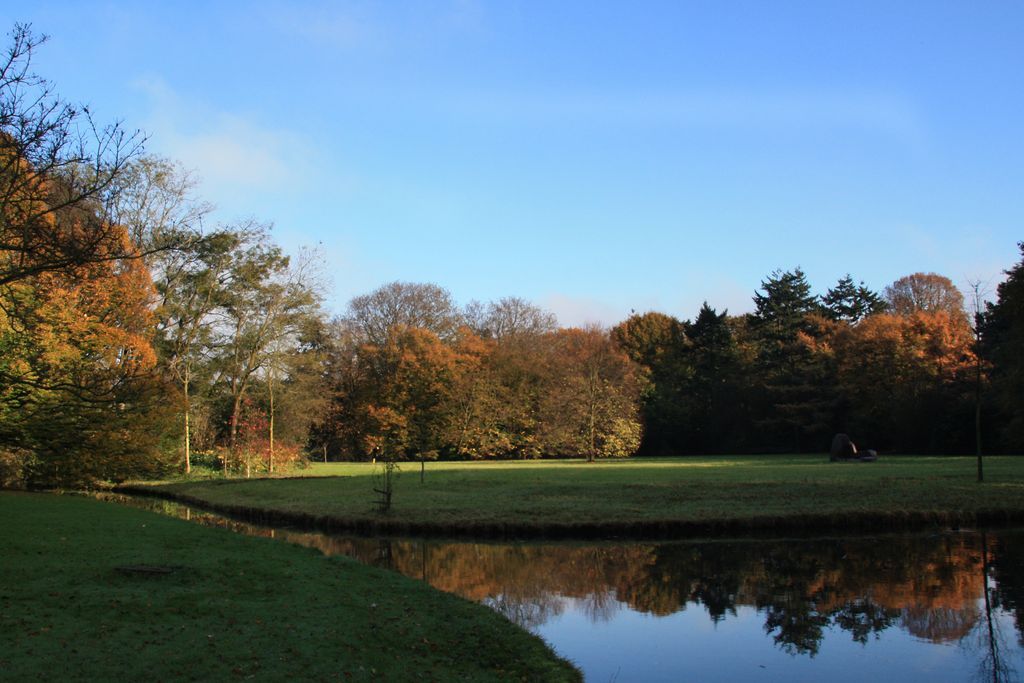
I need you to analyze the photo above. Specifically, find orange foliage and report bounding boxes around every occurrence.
[14,223,156,394]
[834,311,974,392]
[359,326,469,458]
[1,205,163,482]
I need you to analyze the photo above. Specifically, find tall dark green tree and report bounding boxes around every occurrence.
[751,268,820,346]
[683,303,745,453]
[822,275,886,323]
[751,268,834,452]
[981,243,1024,452]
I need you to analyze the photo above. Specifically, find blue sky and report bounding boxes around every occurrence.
[9,1,1023,324]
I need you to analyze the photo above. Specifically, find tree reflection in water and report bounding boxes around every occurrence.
[992,533,1024,647]
[485,593,566,630]
[101,495,1024,667]
[963,533,1019,683]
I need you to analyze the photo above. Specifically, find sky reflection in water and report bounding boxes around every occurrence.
[106,495,1023,683]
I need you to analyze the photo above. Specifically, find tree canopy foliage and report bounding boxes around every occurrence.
[884,272,966,320]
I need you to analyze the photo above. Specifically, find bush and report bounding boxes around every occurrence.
[0,448,36,489]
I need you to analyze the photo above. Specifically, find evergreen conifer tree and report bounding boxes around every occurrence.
[751,268,835,452]
[822,275,886,323]
[981,243,1024,450]
[684,303,744,453]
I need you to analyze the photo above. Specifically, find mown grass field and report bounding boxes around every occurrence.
[141,455,1024,536]
[0,492,579,682]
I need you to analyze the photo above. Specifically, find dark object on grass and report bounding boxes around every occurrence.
[860,449,878,462]
[115,564,180,575]
[830,434,858,461]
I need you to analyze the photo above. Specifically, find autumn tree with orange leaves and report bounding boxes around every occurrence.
[832,311,976,452]
[884,272,967,321]
[0,222,170,485]
[540,326,643,462]
[358,326,462,478]
[318,290,645,464]
[354,325,502,480]
[0,24,177,486]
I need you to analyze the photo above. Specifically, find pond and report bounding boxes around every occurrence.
[103,494,1023,682]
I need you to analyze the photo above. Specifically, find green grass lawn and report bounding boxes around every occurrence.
[139,455,1024,536]
[0,492,579,682]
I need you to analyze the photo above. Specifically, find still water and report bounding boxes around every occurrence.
[104,495,1023,682]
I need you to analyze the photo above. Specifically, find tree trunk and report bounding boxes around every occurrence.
[971,283,985,484]
[227,392,243,476]
[268,369,275,474]
[976,341,984,483]
[183,369,191,475]
[976,393,984,483]
[588,398,597,463]
[587,370,597,463]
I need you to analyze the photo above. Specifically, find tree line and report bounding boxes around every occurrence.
[618,261,1024,458]
[2,24,1022,486]
[314,286,642,468]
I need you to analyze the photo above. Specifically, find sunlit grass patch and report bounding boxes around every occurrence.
[122,454,1024,538]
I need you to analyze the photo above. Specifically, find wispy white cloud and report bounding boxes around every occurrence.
[133,78,322,210]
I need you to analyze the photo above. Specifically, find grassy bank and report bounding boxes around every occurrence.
[128,455,1024,538]
[0,492,579,682]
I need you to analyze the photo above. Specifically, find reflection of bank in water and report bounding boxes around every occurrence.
[96,493,1024,671]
